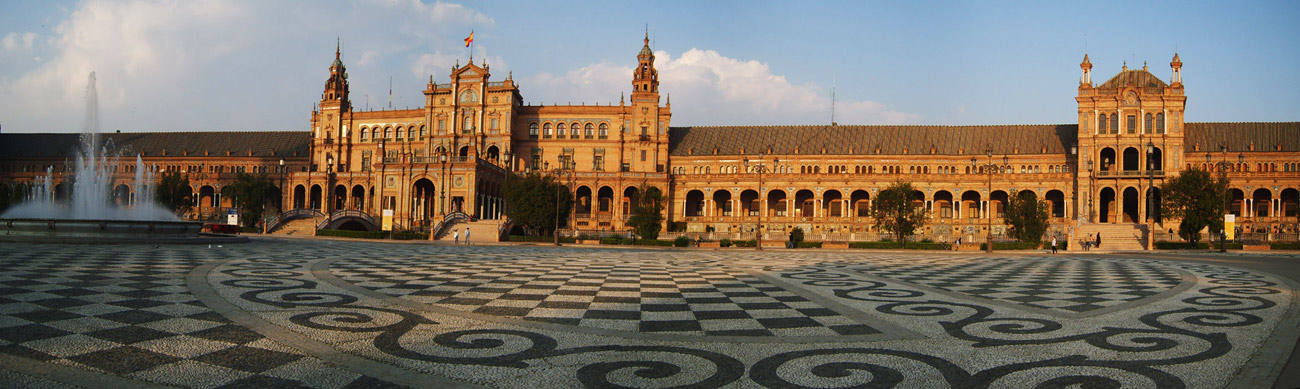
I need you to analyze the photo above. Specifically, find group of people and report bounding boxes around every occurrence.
[452,227,471,245]
[1048,233,1102,253]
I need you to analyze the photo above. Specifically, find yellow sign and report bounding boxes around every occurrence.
[382,209,394,232]
[1224,214,1235,240]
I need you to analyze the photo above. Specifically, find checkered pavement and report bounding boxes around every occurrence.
[840,258,1185,313]
[332,257,878,337]
[0,244,405,388]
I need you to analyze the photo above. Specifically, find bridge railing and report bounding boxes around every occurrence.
[266,209,326,233]
[316,209,377,230]
[432,211,470,239]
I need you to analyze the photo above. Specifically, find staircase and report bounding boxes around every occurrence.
[435,219,503,243]
[1073,223,1147,251]
[273,218,318,236]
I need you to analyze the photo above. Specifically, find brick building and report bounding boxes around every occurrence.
[1,36,1297,247]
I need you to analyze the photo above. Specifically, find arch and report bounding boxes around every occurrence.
[1045,190,1066,218]
[933,190,954,218]
[360,127,369,141]
[622,186,639,217]
[685,190,705,217]
[740,189,759,217]
[1099,147,1117,172]
[1122,187,1140,223]
[584,123,594,138]
[1099,187,1115,223]
[1122,147,1140,171]
[597,186,614,214]
[458,146,470,157]
[575,186,592,216]
[823,189,844,217]
[851,190,871,217]
[1252,188,1273,218]
[113,184,131,206]
[485,145,500,163]
[794,189,815,218]
[351,185,366,211]
[960,190,982,219]
[293,185,305,209]
[1148,146,1164,171]
[1281,188,1299,218]
[529,123,539,137]
[768,189,788,217]
[384,126,392,139]
[543,122,553,137]
[412,178,436,227]
[598,123,609,137]
[310,185,322,211]
[557,122,567,137]
[333,185,347,211]
[570,122,581,138]
[220,185,236,209]
[991,190,1009,218]
[1229,189,1245,217]
[713,189,732,217]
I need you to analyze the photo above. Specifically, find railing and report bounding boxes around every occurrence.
[1095,170,1164,177]
[432,211,470,239]
[315,209,376,230]
[638,135,651,141]
[383,157,400,163]
[266,208,326,233]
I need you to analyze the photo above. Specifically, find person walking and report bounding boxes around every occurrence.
[464,227,471,245]
[1050,236,1058,254]
[1095,233,1101,249]
[453,229,459,244]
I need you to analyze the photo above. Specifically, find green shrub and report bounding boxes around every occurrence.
[240,226,261,233]
[978,241,1042,250]
[392,231,428,240]
[633,239,675,247]
[1271,242,1300,250]
[316,229,387,239]
[719,239,732,247]
[732,240,756,247]
[848,241,951,250]
[1155,241,1209,250]
[796,241,822,248]
[673,236,691,247]
[577,234,597,241]
[508,235,575,243]
[788,227,805,247]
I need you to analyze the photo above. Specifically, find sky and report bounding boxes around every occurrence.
[1,0,1297,133]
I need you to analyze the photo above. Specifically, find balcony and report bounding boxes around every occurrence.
[638,135,651,141]
[1094,169,1164,178]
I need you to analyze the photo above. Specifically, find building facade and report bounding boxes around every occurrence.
[2,36,1298,244]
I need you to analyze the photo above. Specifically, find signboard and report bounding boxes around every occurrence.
[1224,214,1235,240]
[382,209,394,231]
[226,208,239,226]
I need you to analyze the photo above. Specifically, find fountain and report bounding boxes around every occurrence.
[0,72,242,243]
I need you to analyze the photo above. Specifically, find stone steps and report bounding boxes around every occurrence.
[438,220,502,243]
[1074,224,1147,251]
[273,218,318,236]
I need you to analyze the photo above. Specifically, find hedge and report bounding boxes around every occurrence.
[1271,242,1300,250]
[1154,241,1249,250]
[392,231,428,240]
[978,242,1043,250]
[316,229,387,239]
[796,242,822,248]
[508,235,576,243]
[848,241,952,250]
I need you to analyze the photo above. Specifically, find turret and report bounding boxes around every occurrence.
[1080,54,1093,85]
[1170,53,1183,85]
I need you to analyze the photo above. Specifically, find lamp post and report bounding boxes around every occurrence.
[743,154,778,250]
[1146,141,1156,251]
[971,149,1005,253]
[1086,159,1094,223]
[440,148,449,216]
[278,159,286,212]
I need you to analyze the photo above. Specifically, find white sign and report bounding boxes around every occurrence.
[226,208,239,226]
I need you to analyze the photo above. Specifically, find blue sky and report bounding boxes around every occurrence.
[1,0,1296,133]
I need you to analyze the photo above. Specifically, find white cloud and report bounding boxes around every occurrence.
[525,49,919,126]
[1,32,36,51]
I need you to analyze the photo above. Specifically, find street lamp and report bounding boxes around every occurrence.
[1146,141,1156,250]
[1086,159,1094,223]
[743,154,778,250]
[971,149,1006,253]
[439,148,449,216]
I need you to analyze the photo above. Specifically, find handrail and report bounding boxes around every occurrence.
[316,209,377,230]
[432,211,470,239]
[266,208,326,233]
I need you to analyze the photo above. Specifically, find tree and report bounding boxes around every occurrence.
[1160,168,1228,244]
[503,173,571,236]
[627,184,665,239]
[155,171,192,216]
[231,173,276,228]
[1003,190,1049,243]
[872,182,928,248]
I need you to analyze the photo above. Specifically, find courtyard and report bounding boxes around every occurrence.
[0,238,1296,388]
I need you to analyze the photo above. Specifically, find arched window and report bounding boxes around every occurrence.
[571,122,580,138]
[1156,113,1165,133]
[544,123,553,136]
[408,127,416,139]
[360,127,368,141]
[384,127,392,139]
[419,125,426,138]
[1110,114,1119,134]
[598,123,608,137]
[584,123,594,138]
[1145,113,1153,134]
[1099,114,1107,132]
[529,123,539,138]
[557,123,566,137]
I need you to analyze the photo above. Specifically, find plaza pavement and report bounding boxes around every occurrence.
[1,238,1297,388]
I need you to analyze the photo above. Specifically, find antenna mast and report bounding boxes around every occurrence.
[830,76,837,125]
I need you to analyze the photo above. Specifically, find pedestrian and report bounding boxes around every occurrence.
[453,229,459,244]
[1095,233,1101,249]
[1050,236,1057,254]
[464,227,471,245]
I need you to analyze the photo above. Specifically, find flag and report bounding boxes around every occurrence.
[464,30,474,47]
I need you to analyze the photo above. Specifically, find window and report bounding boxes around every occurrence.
[463,116,474,133]
[395,126,403,140]
[594,155,605,171]
[584,123,594,138]
[571,122,580,138]
[1144,113,1153,134]
[640,150,647,161]
[530,149,542,170]
[598,123,608,138]
[384,127,392,139]
[529,123,539,139]
[1127,115,1136,134]
[1099,114,1107,132]
[557,123,566,137]
[490,118,499,132]
[419,125,425,138]
[641,126,648,135]
[360,128,368,141]
[1156,113,1165,134]
[438,120,446,134]
[408,127,415,139]
[1110,114,1118,134]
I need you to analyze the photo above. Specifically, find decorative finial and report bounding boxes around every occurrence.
[335,38,340,58]
[1122,60,1127,71]
[1143,60,1148,71]
[508,71,512,80]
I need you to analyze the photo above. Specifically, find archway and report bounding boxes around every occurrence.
[293,185,305,209]
[1122,187,1139,223]
[1148,146,1164,171]
[823,190,843,217]
[684,190,705,217]
[333,185,347,211]
[1122,147,1140,171]
[113,184,131,206]
[740,189,759,217]
[459,146,470,158]
[575,186,592,216]
[597,186,614,215]
[412,179,436,227]
[351,185,366,211]
[1046,190,1066,218]
[1099,147,1117,172]
[768,189,788,217]
[851,190,871,217]
[1253,188,1272,218]
[1282,188,1299,218]
[713,189,732,217]
[486,145,500,163]
[309,185,322,211]
[53,182,69,202]
[268,185,282,213]
[991,190,1009,218]
[1229,189,1245,217]
[933,190,953,219]
[220,186,236,209]
[794,189,815,218]
[961,191,982,219]
[622,187,639,218]
[1099,187,1115,223]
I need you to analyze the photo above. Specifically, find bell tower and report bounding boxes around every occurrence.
[314,41,351,174]
[628,30,669,173]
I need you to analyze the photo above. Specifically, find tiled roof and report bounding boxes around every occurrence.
[668,125,1078,157]
[1184,122,1300,153]
[0,131,311,158]
[1097,69,1169,89]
